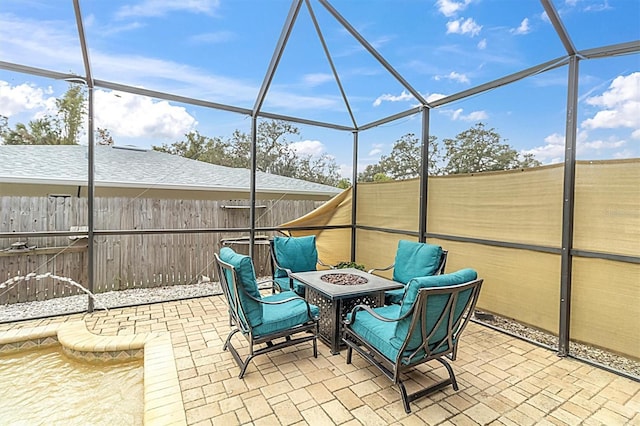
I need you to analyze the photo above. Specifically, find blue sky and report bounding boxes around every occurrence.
[1,0,638,179]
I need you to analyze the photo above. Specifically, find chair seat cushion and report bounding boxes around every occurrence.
[347,304,452,365]
[347,305,402,361]
[219,247,263,327]
[393,240,443,284]
[384,288,405,305]
[253,292,319,337]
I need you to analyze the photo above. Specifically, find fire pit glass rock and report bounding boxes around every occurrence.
[320,272,368,286]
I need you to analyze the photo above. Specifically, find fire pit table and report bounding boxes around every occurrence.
[290,268,403,354]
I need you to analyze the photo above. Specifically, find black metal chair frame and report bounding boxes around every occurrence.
[367,249,449,276]
[342,278,483,413]
[214,253,319,378]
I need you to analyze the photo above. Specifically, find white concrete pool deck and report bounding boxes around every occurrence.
[1,294,639,425]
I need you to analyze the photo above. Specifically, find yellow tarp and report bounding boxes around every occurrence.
[574,159,640,256]
[278,160,640,359]
[428,164,564,247]
[279,188,352,266]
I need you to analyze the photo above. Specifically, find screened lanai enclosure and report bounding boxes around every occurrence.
[0,0,638,382]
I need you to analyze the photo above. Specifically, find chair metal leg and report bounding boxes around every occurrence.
[345,345,353,364]
[238,354,255,379]
[312,336,318,358]
[223,329,240,351]
[398,381,411,413]
[435,357,458,390]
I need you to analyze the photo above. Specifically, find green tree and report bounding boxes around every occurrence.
[56,84,86,145]
[0,84,86,145]
[154,131,228,163]
[373,172,393,182]
[442,122,541,174]
[336,178,351,189]
[358,162,387,182]
[0,115,8,139]
[358,133,441,182]
[96,128,115,146]
[3,119,60,145]
[153,120,341,186]
[228,121,340,185]
[294,153,341,186]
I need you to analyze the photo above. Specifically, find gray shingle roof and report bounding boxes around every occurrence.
[0,145,342,196]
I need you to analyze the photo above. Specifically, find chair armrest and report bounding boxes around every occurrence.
[317,259,335,269]
[257,278,281,292]
[258,295,302,305]
[271,262,295,288]
[242,286,318,320]
[273,263,293,276]
[260,292,318,320]
[269,247,293,275]
[344,303,413,325]
[367,263,395,274]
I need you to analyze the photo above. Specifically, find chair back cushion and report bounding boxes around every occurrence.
[219,247,263,327]
[392,240,444,284]
[392,268,477,350]
[273,236,318,278]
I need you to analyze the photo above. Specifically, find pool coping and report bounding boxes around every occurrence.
[0,321,186,426]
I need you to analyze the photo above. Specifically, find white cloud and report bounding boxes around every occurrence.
[525,129,632,163]
[0,81,54,117]
[116,0,220,19]
[289,140,325,157]
[368,144,384,156]
[511,18,531,35]
[540,11,550,23]
[528,73,640,162]
[340,163,352,179]
[94,90,197,139]
[465,110,488,121]
[303,73,334,87]
[373,90,447,107]
[436,0,472,17]
[445,108,488,121]
[582,72,640,130]
[426,93,448,103]
[523,132,566,163]
[0,14,86,73]
[580,137,626,151]
[373,90,415,106]
[189,31,234,44]
[477,38,487,49]
[0,13,346,114]
[435,71,470,84]
[584,1,612,12]
[446,18,482,36]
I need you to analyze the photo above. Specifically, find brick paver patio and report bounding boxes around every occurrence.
[1,294,638,425]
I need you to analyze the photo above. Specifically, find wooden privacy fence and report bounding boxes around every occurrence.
[0,197,323,304]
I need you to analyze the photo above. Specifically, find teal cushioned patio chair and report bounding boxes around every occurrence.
[342,269,482,413]
[215,247,320,378]
[368,240,448,305]
[269,235,331,296]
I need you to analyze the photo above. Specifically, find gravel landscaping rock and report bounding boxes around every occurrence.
[474,310,640,379]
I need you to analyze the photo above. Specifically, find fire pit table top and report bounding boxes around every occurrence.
[320,272,369,286]
[290,268,403,300]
